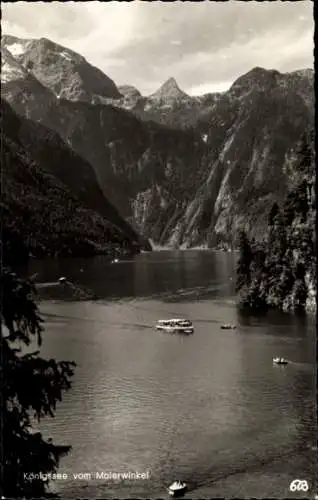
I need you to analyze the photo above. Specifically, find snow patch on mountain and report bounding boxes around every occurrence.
[1,61,24,83]
[1,48,27,83]
[6,42,26,57]
[60,51,73,62]
[2,34,121,102]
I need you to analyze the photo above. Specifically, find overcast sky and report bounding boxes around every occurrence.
[2,1,314,95]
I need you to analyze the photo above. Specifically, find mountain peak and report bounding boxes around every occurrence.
[229,66,313,100]
[2,33,121,102]
[230,66,281,93]
[118,85,142,99]
[163,76,179,87]
[149,77,190,101]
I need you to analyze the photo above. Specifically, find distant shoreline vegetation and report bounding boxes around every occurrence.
[236,130,316,314]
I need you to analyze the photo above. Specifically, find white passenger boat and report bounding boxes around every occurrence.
[273,356,289,365]
[220,323,236,330]
[156,319,194,334]
[168,480,187,496]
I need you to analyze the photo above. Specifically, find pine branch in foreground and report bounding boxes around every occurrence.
[1,268,76,498]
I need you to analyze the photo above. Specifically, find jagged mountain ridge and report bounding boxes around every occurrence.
[2,99,147,257]
[117,68,313,130]
[2,34,121,103]
[2,34,220,128]
[115,78,222,129]
[1,34,314,249]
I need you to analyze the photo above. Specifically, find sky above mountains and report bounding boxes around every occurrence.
[2,1,314,96]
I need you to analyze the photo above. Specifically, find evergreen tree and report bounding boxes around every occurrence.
[236,230,252,292]
[270,208,287,260]
[1,268,76,498]
[296,130,314,176]
[236,128,315,313]
[268,202,279,226]
[266,206,288,307]
[293,274,308,313]
[291,181,309,222]
[283,191,297,226]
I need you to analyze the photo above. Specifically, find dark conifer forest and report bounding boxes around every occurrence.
[236,130,316,313]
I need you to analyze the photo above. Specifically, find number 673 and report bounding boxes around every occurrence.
[289,479,309,492]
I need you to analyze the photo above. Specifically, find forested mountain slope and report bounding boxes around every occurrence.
[2,100,146,259]
[236,129,316,313]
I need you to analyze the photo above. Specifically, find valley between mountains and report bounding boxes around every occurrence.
[1,34,314,255]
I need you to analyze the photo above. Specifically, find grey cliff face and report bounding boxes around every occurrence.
[2,35,121,103]
[1,45,56,121]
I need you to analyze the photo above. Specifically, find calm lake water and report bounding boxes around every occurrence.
[27,251,317,499]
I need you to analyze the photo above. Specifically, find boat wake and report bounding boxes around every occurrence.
[166,442,313,494]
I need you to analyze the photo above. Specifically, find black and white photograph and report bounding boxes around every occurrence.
[1,1,316,498]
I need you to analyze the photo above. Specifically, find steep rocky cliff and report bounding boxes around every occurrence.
[236,129,315,313]
[1,45,56,121]
[176,67,315,248]
[38,100,208,244]
[2,35,314,249]
[2,34,121,102]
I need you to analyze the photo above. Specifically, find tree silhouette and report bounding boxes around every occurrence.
[1,267,76,498]
[236,230,252,292]
[268,202,279,226]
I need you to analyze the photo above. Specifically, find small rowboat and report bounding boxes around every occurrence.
[168,481,187,496]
